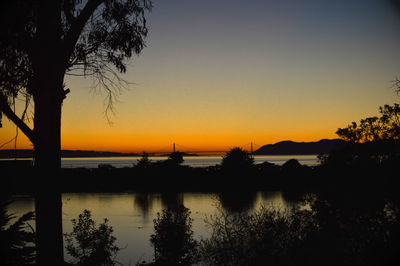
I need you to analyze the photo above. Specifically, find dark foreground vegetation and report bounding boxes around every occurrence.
[2,191,400,266]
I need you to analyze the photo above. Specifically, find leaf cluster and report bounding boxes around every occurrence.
[336,103,400,143]
[200,204,314,266]
[221,147,254,170]
[0,198,35,266]
[149,206,199,266]
[0,0,152,125]
[200,196,400,266]
[0,0,35,98]
[64,209,119,266]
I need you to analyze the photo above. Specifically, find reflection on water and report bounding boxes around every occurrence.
[133,193,154,221]
[8,192,288,265]
[218,192,258,213]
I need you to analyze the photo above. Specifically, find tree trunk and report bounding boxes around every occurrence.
[32,1,66,264]
[33,91,63,170]
[33,86,65,265]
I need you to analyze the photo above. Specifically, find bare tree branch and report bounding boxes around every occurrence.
[0,92,35,144]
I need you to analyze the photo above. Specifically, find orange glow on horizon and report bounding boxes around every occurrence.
[0,121,337,154]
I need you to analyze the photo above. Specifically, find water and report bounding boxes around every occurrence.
[8,192,291,265]
[61,155,319,168]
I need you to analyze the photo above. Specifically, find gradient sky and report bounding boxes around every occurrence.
[1,0,400,153]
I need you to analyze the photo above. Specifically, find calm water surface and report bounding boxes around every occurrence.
[62,155,318,168]
[9,192,292,265]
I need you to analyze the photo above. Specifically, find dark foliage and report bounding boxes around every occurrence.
[200,195,400,266]
[221,147,254,170]
[0,197,35,266]
[64,209,119,266]
[221,147,256,186]
[140,205,199,266]
[336,103,400,143]
[0,0,152,112]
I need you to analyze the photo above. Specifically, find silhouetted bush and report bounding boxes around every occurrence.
[199,195,400,266]
[221,147,254,171]
[64,209,119,266]
[0,197,35,266]
[140,205,199,266]
[200,203,313,266]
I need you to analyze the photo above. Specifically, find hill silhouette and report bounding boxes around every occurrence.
[253,139,345,155]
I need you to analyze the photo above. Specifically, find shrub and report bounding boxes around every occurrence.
[200,196,400,266]
[0,198,35,266]
[64,209,119,266]
[149,206,199,266]
[221,147,254,171]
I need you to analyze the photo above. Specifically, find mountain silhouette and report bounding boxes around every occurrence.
[253,139,345,155]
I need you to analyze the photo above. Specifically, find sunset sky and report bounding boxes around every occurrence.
[1,0,400,153]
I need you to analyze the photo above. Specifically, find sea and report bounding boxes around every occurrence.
[61,154,319,168]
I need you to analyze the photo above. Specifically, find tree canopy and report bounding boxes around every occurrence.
[221,147,254,170]
[336,103,400,143]
[0,0,152,140]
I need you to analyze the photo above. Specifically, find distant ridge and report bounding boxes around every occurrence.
[0,149,139,159]
[253,139,346,155]
[0,139,345,158]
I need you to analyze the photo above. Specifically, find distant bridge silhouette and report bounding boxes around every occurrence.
[142,142,262,156]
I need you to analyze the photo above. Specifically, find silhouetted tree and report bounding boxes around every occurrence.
[221,147,254,170]
[336,103,400,143]
[0,1,151,264]
[64,209,119,266]
[0,198,35,266]
[0,0,151,169]
[319,103,400,170]
[148,206,199,266]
